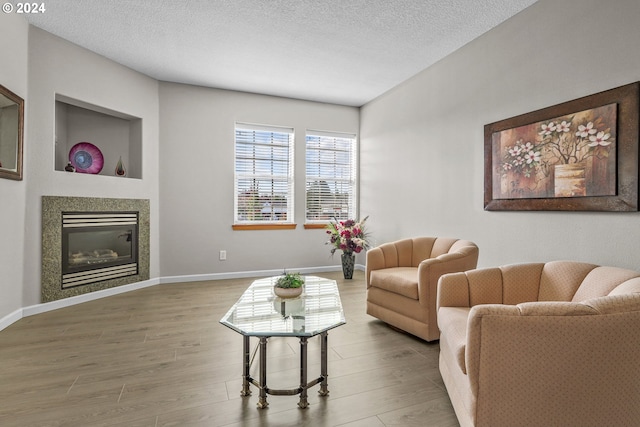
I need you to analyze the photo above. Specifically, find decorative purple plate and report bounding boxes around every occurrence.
[69,142,104,174]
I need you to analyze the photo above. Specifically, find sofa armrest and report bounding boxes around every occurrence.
[419,248,478,305]
[465,302,598,389]
[437,266,505,310]
[365,246,385,287]
[463,300,640,426]
[437,271,472,310]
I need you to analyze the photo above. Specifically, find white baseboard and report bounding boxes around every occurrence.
[0,308,23,332]
[21,278,161,318]
[0,264,365,331]
[159,265,347,284]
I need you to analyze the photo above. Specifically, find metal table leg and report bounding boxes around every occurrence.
[298,337,309,408]
[240,335,252,396]
[257,337,269,408]
[240,332,332,409]
[319,331,329,396]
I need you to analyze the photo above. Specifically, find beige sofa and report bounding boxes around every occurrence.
[437,261,640,427]
[365,237,479,341]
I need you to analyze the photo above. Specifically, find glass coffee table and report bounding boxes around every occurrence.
[220,275,345,409]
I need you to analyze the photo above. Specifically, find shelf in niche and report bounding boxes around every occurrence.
[55,94,142,179]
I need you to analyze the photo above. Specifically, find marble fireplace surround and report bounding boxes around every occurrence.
[42,196,150,303]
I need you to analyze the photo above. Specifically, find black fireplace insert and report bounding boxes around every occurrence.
[61,212,139,288]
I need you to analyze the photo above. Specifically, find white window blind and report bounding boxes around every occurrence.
[305,130,357,222]
[234,123,294,223]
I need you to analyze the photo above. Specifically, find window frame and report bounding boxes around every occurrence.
[304,130,358,227]
[233,122,295,229]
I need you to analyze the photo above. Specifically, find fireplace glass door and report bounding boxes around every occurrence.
[61,212,139,288]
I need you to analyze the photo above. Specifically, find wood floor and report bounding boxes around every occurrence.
[0,271,459,427]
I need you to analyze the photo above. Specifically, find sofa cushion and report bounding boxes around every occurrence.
[411,237,437,266]
[609,277,640,296]
[369,267,419,300]
[572,267,640,302]
[538,261,596,302]
[438,307,470,374]
[501,263,544,304]
[584,293,640,314]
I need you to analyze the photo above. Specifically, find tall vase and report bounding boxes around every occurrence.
[115,156,126,177]
[341,253,355,279]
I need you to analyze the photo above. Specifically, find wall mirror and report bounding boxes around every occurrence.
[0,83,24,180]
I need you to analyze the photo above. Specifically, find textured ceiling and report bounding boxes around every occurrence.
[25,0,537,106]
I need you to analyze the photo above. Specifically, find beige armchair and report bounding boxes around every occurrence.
[437,261,640,427]
[365,237,479,341]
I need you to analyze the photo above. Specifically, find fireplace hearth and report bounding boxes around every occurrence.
[42,196,150,302]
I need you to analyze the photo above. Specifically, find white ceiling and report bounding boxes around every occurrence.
[25,0,537,107]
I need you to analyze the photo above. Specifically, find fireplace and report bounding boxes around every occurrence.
[62,212,139,288]
[42,196,150,303]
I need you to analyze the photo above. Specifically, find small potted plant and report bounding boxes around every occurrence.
[273,272,304,298]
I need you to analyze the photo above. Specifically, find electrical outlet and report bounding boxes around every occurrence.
[219,250,227,261]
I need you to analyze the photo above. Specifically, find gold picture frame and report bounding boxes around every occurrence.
[0,83,24,181]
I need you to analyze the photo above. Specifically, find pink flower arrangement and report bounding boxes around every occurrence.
[326,216,370,255]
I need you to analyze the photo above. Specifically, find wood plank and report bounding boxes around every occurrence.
[0,271,458,426]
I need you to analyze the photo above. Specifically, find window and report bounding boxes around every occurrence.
[305,130,357,223]
[234,123,294,226]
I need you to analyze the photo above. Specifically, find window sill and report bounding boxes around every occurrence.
[303,223,328,229]
[232,224,297,231]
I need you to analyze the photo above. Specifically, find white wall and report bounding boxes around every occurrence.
[4,0,640,322]
[360,0,640,270]
[159,83,359,277]
[0,13,28,321]
[22,27,160,306]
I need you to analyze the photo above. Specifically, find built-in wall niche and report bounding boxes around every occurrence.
[55,94,142,179]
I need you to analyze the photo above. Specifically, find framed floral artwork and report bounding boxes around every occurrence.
[484,82,639,211]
